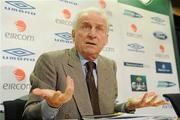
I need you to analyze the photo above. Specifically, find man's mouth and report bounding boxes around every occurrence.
[86,42,96,45]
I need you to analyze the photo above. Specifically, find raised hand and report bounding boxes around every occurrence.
[32,75,74,108]
[126,92,168,110]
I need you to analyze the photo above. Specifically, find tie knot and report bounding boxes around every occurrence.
[86,61,96,71]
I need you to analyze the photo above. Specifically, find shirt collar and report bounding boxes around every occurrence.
[78,53,97,66]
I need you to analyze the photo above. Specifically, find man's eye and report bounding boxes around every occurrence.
[83,26,91,30]
[97,27,105,32]
[97,27,103,30]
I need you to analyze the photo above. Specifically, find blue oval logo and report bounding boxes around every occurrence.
[153,32,167,40]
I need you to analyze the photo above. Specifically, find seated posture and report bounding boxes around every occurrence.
[23,7,167,120]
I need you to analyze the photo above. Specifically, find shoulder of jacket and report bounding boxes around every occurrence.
[41,49,70,58]
[99,55,115,63]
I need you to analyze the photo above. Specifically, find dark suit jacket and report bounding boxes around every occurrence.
[23,48,121,119]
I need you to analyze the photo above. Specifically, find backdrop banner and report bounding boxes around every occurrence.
[0,0,179,116]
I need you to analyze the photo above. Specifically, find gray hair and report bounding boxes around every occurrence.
[72,7,109,31]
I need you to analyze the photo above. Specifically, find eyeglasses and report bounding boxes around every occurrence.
[79,23,107,34]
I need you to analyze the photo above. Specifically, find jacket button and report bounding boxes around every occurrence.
[64,113,70,119]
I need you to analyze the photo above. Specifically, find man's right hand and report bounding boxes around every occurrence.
[32,75,74,108]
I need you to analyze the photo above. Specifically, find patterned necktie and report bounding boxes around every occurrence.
[85,61,100,115]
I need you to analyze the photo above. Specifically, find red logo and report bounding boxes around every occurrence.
[63,9,71,19]
[15,20,26,32]
[131,24,137,32]
[14,68,26,81]
[99,0,106,8]
[159,44,165,53]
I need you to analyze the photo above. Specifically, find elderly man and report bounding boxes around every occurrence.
[23,7,167,120]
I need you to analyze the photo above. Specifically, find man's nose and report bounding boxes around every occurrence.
[88,28,97,36]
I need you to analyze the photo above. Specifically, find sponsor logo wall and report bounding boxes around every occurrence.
[116,3,179,116]
[0,0,179,116]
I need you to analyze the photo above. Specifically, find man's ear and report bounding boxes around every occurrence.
[72,30,75,39]
[105,34,109,45]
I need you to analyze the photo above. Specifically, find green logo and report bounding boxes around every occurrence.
[139,0,153,5]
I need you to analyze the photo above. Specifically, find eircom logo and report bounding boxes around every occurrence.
[15,20,26,32]
[14,68,26,81]
[4,19,35,42]
[99,0,106,9]
[63,9,71,19]
[1,66,31,91]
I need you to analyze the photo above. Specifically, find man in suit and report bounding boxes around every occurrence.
[23,7,167,120]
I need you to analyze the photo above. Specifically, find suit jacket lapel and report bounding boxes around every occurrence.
[97,56,109,114]
[63,48,93,116]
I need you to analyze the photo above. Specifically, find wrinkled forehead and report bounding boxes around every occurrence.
[77,12,108,27]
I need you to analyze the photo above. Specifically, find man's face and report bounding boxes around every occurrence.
[72,12,108,60]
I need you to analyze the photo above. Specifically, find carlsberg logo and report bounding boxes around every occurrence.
[139,0,153,5]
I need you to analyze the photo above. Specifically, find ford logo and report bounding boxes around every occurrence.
[153,32,167,40]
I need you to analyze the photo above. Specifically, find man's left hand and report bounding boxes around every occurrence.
[126,92,168,111]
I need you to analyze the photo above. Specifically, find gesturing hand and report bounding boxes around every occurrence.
[32,76,74,108]
[126,92,168,110]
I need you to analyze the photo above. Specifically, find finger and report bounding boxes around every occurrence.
[147,95,158,104]
[145,92,156,99]
[32,88,45,96]
[153,100,169,106]
[147,91,156,96]
[141,92,157,103]
[65,76,74,96]
[46,91,63,107]
[32,88,53,98]
[51,91,62,100]
[59,76,74,102]
[141,92,149,103]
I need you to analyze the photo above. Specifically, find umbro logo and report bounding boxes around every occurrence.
[5,1,35,9]
[3,48,34,57]
[55,32,72,41]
